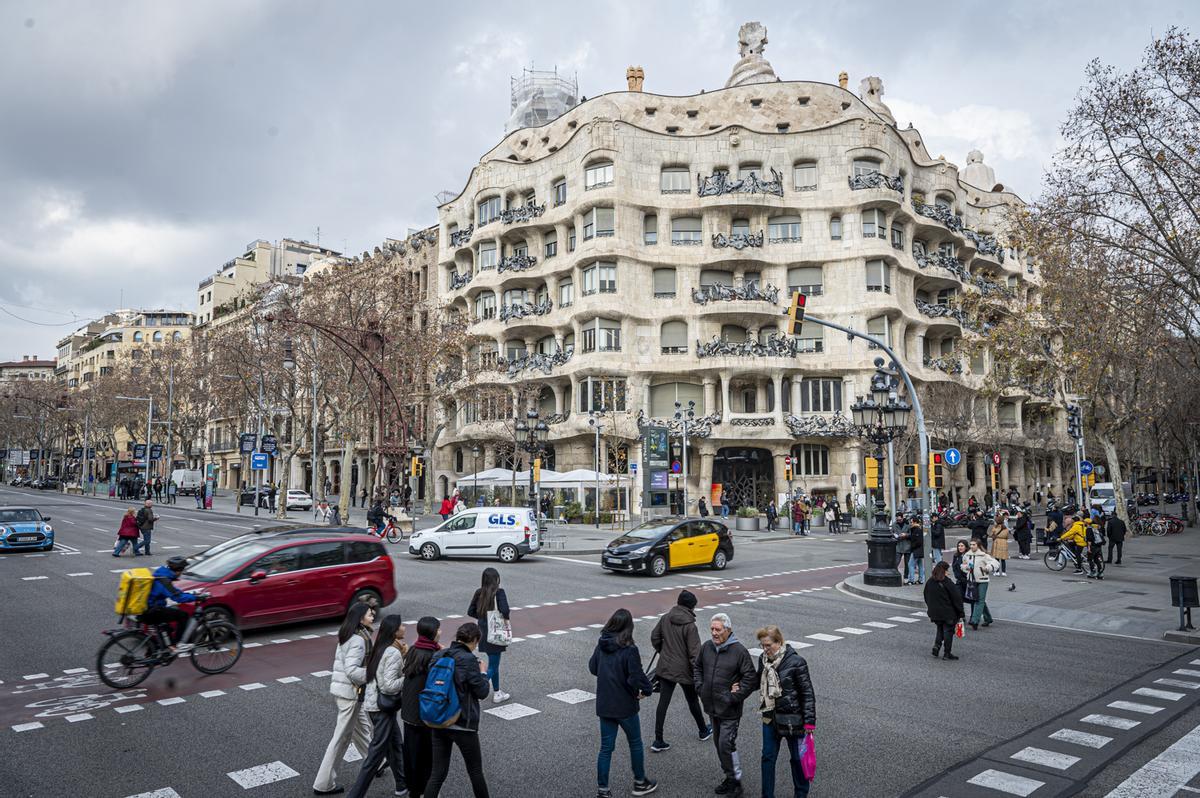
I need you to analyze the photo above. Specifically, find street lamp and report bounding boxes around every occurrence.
[673,400,697,516]
[514,409,548,512]
[115,394,154,490]
[850,362,911,587]
[471,444,481,506]
[588,412,605,528]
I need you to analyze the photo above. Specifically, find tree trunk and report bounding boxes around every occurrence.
[1096,429,1130,525]
[339,438,356,522]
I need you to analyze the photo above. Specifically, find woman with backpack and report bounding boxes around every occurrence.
[467,567,511,704]
[422,622,493,798]
[589,608,659,797]
[401,616,442,798]
[348,614,407,798]
[313,602,376,795]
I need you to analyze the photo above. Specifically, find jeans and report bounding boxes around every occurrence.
[403,722,433,798]
[426,727,489,797]
[721,505,730,517]
[969,582,993,625]
[931,547,943,564]
[313,696,373,792]
[654,678,708,742]
[793,521,802,534]
[347,709,405,798]
[713,716,743,781]
[761,721,811,798]
[907,554,926,582]
[113,538,138,556]
[1087,545,1105,577]
[486,650,502,691]
[996,558,1007,575]
[136,529,152,555]
[1106,539,1123,563]
[597,714,646,789]
[195,494,203,509]
[932,620,956,656]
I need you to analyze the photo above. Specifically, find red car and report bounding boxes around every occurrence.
[175,530,396,630]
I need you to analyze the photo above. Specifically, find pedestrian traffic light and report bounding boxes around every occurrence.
[990,465,999,490]
[903,464,919,488]
[929,452,945,489]
[786,291,807,336]
[410,456,424,477]
[864,456,881,489]
[533,457,542,482]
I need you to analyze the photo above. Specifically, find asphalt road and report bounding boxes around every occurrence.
[1,485,1198,798]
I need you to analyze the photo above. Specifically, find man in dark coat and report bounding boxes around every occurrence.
[1105,514,1126,565]
[967,512,989,548]
[650,590,710,751]
[693,613,757,797]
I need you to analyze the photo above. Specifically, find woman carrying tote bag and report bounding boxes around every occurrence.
[755,624,817,798]
[468,567,511,703]
[347,614,407,798]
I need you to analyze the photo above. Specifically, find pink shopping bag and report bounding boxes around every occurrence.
[801,732,816,781]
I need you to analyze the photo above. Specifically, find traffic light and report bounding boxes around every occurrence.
[1084,472,1095,488]
[864,456,881,489]
[410,456,424,478]
[786,291,807,336]
[929,452,945,489]
[1066,405,1083,440]
[903,464,919,488]
[533,457,542,482]
[783,455,793,481]
[990,465,999,490]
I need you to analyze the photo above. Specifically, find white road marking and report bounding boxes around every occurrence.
[588,623,603,628]
[242,642,262,648]
[115,705,144,714]
[862,621,897,629]
[1107,700,1164,715]
[548,689,595,704]
[1133,687,1185,702]
[484,702,541,720]
[124,789,181,798]
[22,673,49,680]
[21,576,48,581]
[300,634,320,639]
[276,676,301,684]
[525,633,545,639]
[1049,729,1112,748]
[270,639,290,644]
[1174,669,1200,678]
[570,626,588,632]
[1081,713,1141,730]
[239,682,266,691]
[12,722,43,732]
[1155,678,1200,690]
[835,627,870,635]
[887,616,921,623]
[65,713,94,722]
[1103,721,1200,797]
[67,572,93,577]
[1011,746,1080,770]
[805,633,843,642]
[310,670,332,677]
[785,640,813,649]
[549,630,569,635]
[541,555,601,566]
[688,574,726,581]
[157,697,185,706]
[226,761,300,789]
[200,690,225,698]
[966,768,1045,796]
[62,668,88,674]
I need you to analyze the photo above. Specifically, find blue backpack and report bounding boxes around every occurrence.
[420,655,462,728]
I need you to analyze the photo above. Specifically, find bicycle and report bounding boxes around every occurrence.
[1043,541,1082,572]
[96,595,243,689]
[370,515,403,544]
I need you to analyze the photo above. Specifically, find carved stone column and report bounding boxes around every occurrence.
[703,378,717,416]
[700,449,716,509]
[771,373,784,423]
[721,373,732,418]
[772,450,789,503]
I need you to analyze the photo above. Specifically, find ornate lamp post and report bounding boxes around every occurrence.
[673,400,697,515]
[514,409,548,511]
[850,365,911,587]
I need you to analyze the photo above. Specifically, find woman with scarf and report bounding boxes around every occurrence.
[400,616,442,798]
[754,624,816,798]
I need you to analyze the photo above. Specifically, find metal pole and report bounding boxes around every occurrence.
[144,398,153,488]
[83,411,91,492]
[886,439,897,525]
[311,333,320,506]
[1074,439,1084,510]
[164,365,174,484]
[254,375,264,516]
[681,422,690,516]
[594,420,601,529]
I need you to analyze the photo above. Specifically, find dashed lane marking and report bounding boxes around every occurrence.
[1081,714,1140,730]
[226,761,300,789]
[484,702,541,720]
[22,673,49,680]
[805,633,843,642]
[67,572,92,577]
[1156,678,1200,690]
[1132,687,1185,702]
[157,697,185,706]
[887,616,921,624]
[115,705,144,714]
[1048,728,1112,748]
[861,621,897,629]
[1174,668,1200,678]
[21,576,47,581]
[63,668,87,674]
[1107,700,1164,715]
[65,713,93,722]
[124,789,181,798]
[200,690,226,698]
[239,682,267,691]
[1010,746,1081,770]
[835,627,870,635]
[310,671,332,677]
[966,768,1045,796]
[12,722,43,732]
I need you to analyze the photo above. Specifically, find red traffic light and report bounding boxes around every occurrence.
[932,452,943,465]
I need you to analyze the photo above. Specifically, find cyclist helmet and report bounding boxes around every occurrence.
[166,555,189,572]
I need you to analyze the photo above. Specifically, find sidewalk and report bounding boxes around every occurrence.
[840,529,1200,644]
[537,520,869,555]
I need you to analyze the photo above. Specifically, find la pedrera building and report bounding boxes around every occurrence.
[429,22,1075,517]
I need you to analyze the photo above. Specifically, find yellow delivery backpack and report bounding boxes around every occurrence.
[115,567,155,616]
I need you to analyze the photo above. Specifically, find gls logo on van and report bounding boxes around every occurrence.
[488,513,518,526]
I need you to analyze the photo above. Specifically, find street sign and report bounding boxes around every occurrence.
[670,460,682,474]
[260,434,278,455]
[1080,460,1094,476]
[944,447,962,468]
[150,444,164,461]
[133,444,147,459]
[991,452,1002,466]
[239,433,257,455]
[630,463,638,474]
[71,447,83,459]
[784,455,792,467]
[250,452,270,470]
[850,472,857,486]
[29,449,38,461]
[1095,464,1107,476]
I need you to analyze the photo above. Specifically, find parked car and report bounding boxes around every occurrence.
[33,477,62,491]
[602,517,734,577]
[284,489,313,510]
[170,468,204,495]
[409,506,541,563]
[0,506,54,551]
[175,531,396,630]
[238,488,270,507]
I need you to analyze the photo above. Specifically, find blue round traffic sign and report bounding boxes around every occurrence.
[671,460,682,474]
[944,448,961,468]
[1080,460,1094,476]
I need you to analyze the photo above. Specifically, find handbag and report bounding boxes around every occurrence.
[377,690,401,712]
[955,620,965,639]
[773,712,806,737]
[800,732,816,781]
[963,581,979,602]
[645,652,662,694]
[486,608,512,647]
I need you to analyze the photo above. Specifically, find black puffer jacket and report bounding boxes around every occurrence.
[924,577,964,623]
[650,605,700,685]
[753,645,817,729]
[693,637,757,720]
[930,518,946,549]
[442,641,491,732]
[589,632,654,719]
[400,644,440,726]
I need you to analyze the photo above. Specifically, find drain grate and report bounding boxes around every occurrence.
[1125,606,1161,613]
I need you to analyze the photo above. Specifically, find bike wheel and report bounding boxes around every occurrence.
[386,526,401,544]
[1152,521,1168,537]
[1044,550,1066,571]
[189,621,243,675]
[97,630,158,689]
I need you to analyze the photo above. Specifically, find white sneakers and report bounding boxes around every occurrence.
[492,690,511,703]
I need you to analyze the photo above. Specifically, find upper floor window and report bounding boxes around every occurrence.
[477,196,501,225]
[934,194,954,211]
[511,241,528,258]
[794,444,830,476]
[643,214,658,245]
[793,161,817,191]
[671,217,702,245]
[474,291,496,320]
[890,226,905,250]
[132,331,143,342]
[737,162,763,181]
[552,178,567,206]
[865,260,891,293]
[970,350,986,375]
[172,331,183,341]
[653,268,676,298]
[660,167,690,194]
[867,315,892,346]
[478,241,497,270]
[788,266,823,296]
[720,324,748,342]
[936,287,957,305]
[852,158,881,178]
[581,318,622,353]
[583,207,615,240]
[502,288,526,306]
[768,215,801,243]
[862,208,886,239]
[559,279,574,308]
[732,218,750,236]
[568,228,577,252]
[700,269,734,289]
[660,321,688,354]
[544,230,558,258]
[585,161,614,190]
[579,376,627,412]
[152,331,163,342]
[649,382,704,416]
[830,215,843,240]
[938,242,956,258]
[794,323,823,353]
[799,378,842,412]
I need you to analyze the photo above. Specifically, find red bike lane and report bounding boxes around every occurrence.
[2,563,860,728]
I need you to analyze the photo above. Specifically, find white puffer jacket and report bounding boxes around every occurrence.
[329,633,370,701]
[364,645,405,713]
[962,550,1000,583]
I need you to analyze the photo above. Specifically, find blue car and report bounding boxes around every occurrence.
[0,507,54,551]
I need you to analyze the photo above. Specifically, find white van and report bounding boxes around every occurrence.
[170,468,204,495]
[1089,481,1130,516]
[409,507,540,563]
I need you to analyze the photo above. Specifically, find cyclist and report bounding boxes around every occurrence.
[366,495,392,537]
[1058,514,1088,574]
[143,555,198,650]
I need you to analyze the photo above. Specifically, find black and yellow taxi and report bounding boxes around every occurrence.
[601,517,734,577]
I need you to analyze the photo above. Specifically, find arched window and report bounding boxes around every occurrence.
[585,160,614,189]
[661,320,688,354]
[152,331,163,342]
[830,215,842,240]
[649,382,704,417]
[172,331,183,341]
[132,331,143,342]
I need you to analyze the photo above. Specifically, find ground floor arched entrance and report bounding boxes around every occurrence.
[714,447,774,510]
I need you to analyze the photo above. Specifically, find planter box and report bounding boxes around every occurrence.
[734,516,762,531]
[851,516,868,530]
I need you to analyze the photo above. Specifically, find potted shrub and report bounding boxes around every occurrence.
[852,504,871,530]
[734,506,762,531]
[564,502,583,523]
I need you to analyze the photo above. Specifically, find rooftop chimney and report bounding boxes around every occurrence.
[626,66,644,92]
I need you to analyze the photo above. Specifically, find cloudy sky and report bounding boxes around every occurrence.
[2,0,1197,361]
